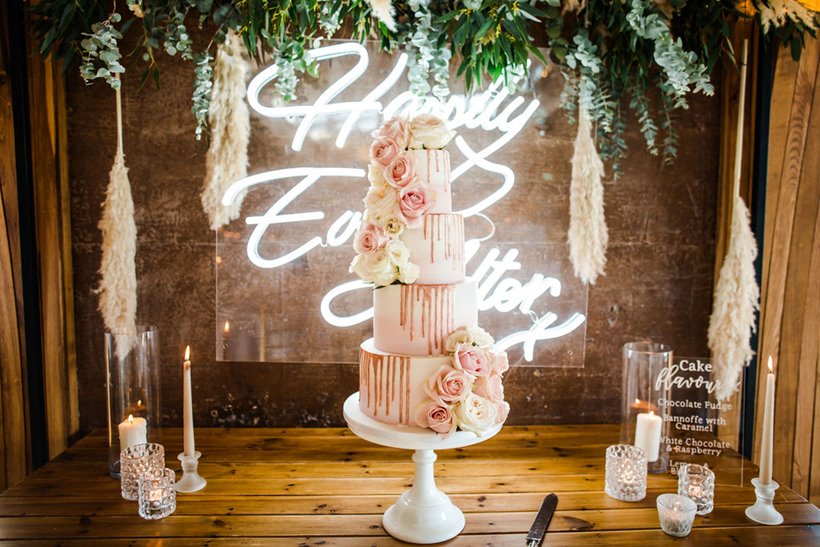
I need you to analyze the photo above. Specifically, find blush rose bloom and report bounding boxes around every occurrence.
[414,400,455,434]
[474,374,504,403]
[396,182,436,228]
[370,137,401,167]
[383,153,418,189]
[425,365,473,405]
[452,343,491,378]
[490,350,509,374]
[373,117,410,149]
[408,114,456,150]
[353,222,384,255]
[454,393,498,435]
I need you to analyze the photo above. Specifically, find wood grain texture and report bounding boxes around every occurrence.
[0,426,817,544]
[755,39,820,503]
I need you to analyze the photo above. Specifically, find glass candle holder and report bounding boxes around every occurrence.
[620,341,673,474]
[105,325,162,478]
[657,493,697,537]
[139,467,177,520]
[678,463,715,515]
[605,444,647,502]
[120,443,165,501]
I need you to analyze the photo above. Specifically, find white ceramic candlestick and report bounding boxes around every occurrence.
[343,393,502,544]
[746,356,781,524]
[118,415,147,450]
[634,411,662,462]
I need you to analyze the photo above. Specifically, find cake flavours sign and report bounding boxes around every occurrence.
[215,42,588,366]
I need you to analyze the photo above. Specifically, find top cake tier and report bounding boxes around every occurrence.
[406,149,451,214]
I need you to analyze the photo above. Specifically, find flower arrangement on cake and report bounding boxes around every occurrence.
[350,114,456,287]
[416,327,509,436]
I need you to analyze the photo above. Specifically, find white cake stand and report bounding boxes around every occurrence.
[343,392,502,544]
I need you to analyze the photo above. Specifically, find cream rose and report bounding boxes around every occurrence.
[445,325,495,352]
[395,181,436,228]
[370,137,401,167]
[373,117,410,149]
[398,262,420,284]
[408,114,456,150]
[364,185,398,223]
[490,350,509,374]
[425,365,473,405]
[452,343,491,378]
[495,400,510,424]
[368,163,387,188]
[350,249,396,286]
[474,374,504,403]
[386,239,410,265]
[414,400,455,434]
[453,393,498,435]
[383,153,418,189]
[353,222,384,255]
[380,216,406,238]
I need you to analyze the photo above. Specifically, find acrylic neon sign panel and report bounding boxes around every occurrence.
[215,41,588,367]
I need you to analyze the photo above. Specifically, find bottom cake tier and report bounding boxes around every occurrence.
[358,339,444,427]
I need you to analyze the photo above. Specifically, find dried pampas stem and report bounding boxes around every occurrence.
[98,78,138,357]
[568,105,608,285]
[201,30,251,230]
[708,40,759,401]
[365,0,397,31]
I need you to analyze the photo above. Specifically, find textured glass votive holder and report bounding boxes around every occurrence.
[120,443,165,501]
[678,463,715,515]
[605,444,647,502]
[657,493,697,537]
[138,467,176,520]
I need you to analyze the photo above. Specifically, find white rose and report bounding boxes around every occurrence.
[398,262,420,284]
[351,249,397,286]
[445,327,473,353]
[467,326,495,348]
[408,114,456,150]
[364,186,398,223]
[381,216,406,238]
[453,393,498,436]
[386,239,411,265]
[368,163,388,188]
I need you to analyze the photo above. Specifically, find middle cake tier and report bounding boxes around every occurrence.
[373,280,477,356]
[400,213,465,285]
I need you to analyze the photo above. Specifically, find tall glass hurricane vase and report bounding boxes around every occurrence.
[105,325,162,477]
[620,342,673,474]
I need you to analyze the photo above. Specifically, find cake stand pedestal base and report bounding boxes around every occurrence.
[343,392,502,544]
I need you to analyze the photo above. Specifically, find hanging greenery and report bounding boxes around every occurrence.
[32,0,817,169]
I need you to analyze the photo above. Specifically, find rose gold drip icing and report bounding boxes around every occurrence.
[398,285,454,355]
[399,358,406,423]
[435,149,440,173]
[445,155,450,193]
[360,349,368,410]
[403,358,410,423]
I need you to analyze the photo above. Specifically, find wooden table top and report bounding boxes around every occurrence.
[1,425,818,545]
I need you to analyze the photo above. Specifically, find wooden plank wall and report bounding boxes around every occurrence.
[754,37,820,505]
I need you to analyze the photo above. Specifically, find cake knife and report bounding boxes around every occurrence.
[526,493,558,547]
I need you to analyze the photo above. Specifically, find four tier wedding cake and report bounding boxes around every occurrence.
[351,115,509,436]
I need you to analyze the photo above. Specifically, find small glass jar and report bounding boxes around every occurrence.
[139,467,177,520]
[620,342,673,473]
[605,444,647,502]
[678,463,715,515]
[657,493,697,537]
[120,443,165,501]
[105,325,162,478]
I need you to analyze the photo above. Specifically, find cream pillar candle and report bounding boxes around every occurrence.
[634,411,662,462]
[183,345,196,456]
[759,356,775,485]
[118,414,147,450]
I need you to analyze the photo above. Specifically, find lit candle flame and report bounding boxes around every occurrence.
[767,355,773,373]
[649,410,655,417]
[137,399,142,408]
[184,345,191,362]
[634,398,640,404]
[224,320,230,334]
[128,414,134,424]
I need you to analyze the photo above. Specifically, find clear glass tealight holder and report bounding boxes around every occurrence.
[657,493,697,537]
[605,444,647,502]
[139,467,176,520]
[678,463,715,515]
[120,443,165,501]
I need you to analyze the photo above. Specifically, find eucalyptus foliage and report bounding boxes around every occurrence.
[32,0,817,170]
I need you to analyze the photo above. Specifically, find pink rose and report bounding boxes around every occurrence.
[370,137,401,167]
[395,181,435,228]
[490,350,509,374]
[414,401,454,434]
[383,153,418,189]
[373,117,409,148]
[425,365,473,405]
[474,374,504,403]
[452,343,491,378]
[495,401,510,424]
[353,222,384,255]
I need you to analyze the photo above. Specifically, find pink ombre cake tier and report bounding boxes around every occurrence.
[373,281,478,356]
[358,339,447,426]
[407,149,451,214]
[400,213,465,285]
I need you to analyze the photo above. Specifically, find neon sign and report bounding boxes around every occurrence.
[221,41,585,363]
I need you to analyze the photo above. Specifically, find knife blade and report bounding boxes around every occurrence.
[526,493,558,547]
